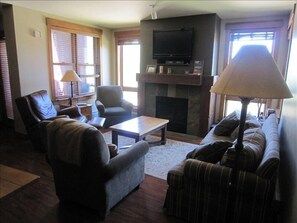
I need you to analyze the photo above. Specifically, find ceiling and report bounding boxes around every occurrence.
[1,0,295,29]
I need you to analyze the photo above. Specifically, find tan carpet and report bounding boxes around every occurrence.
[0,164,40,198]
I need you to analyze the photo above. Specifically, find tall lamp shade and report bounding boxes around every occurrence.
[211,45,292,99]
[210,45,292,186]
[61,70,82,106]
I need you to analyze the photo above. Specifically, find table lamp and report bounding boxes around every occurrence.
[61,70,82,106]
[210,45,292,186]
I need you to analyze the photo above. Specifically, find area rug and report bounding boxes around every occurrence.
[0,164,40,198]
[103,131,198,180]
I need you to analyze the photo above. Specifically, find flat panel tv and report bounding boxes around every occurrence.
[153,29,194,63]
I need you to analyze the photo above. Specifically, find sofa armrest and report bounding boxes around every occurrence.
[95,100,105,116]
[167,160,187,189]
[57,106,83,118]
[184,159,232,188]
[104,141,149,179]
[121,99,133,112]
[184,159,274,198]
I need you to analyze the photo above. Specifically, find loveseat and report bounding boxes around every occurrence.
[164,112,280,223]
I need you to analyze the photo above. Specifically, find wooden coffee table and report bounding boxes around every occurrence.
[109,116,169,146]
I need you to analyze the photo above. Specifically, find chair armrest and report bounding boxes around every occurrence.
[46,115,69,120]
[104,141,149,179]
[121,99,133,112]
[57,106,83,118]
[95,100,105,116]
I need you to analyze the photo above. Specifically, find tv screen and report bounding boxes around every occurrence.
[153,29,194,63]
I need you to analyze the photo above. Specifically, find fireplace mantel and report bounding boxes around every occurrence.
[136,73,202,86]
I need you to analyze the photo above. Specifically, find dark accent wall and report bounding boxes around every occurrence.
[138,14,220,136]
[279,4,297,223]
[140,14,221,75]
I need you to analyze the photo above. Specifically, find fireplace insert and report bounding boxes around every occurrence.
[156,96,188,133]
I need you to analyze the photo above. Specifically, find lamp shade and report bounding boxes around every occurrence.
[210,45,292,99]
[61,70,82,82]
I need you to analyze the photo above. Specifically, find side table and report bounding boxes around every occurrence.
[60,103,93,120]
[77,104,92,120]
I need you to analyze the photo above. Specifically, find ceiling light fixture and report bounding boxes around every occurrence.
[150,1,158,20]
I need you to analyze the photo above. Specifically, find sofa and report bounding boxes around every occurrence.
[164,112,280,223]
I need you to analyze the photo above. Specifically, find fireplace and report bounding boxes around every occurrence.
[137,73,216,136]
[156,96,188,134]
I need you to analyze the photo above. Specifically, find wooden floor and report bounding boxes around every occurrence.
[0,124,196,223]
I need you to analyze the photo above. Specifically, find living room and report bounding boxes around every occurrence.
[0,1,296,223]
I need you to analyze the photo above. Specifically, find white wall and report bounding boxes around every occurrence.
[13,6,50,96]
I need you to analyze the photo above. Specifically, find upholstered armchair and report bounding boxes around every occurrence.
[15,90,88,152]
[95,85,133,127]
[46,118,149,219]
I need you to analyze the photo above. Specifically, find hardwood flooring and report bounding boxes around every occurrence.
[0,125,191,223]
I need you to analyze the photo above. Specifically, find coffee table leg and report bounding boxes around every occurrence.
[161,125,167,145]
[112,131,118,146]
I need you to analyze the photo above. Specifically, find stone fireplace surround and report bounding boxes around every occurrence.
[137,73,215,137]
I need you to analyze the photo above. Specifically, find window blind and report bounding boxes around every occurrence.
[0,40,13,119]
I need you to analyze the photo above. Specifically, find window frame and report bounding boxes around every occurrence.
[114,30,140,106]
[47,18,102,101]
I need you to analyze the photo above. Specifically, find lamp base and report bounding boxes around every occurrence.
[69,97,73,106]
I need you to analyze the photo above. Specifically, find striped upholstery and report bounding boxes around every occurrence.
[164,114,279,223]
[221,128,266,172]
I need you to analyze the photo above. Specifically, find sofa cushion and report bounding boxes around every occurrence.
[186,141,233,163]
[221,128,266,172]
[214,111,240,136]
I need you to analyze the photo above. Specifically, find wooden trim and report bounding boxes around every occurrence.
[114,30,140,38]
[46,18,102,37]
[136,73,202,86]
[226,20,284,30]
[47,25,56,99]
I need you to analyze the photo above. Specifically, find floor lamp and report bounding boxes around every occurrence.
[61,70,82,106]
[210,45,292,186]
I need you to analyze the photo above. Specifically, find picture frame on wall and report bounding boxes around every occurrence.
[146,65,157,73]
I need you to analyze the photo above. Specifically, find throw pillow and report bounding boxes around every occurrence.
[186,141,233,163]
[108,143,119,158]
[221,128,266,172]
[214,110,240,136]
[230,118,261,141]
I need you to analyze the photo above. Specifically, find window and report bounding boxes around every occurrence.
[47,18,102,101]
[115,31,140,106]
[223,21,283,117]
